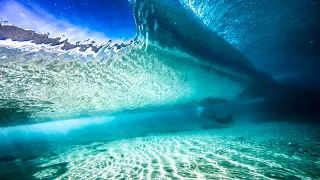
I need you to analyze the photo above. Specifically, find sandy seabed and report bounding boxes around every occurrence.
[1,122,319,180]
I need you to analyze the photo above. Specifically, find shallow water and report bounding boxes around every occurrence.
[1,122,319,179]
[1,0,319,179]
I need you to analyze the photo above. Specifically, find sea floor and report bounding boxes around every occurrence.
[1,122,320,180]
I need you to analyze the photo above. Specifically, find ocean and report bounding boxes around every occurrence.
[0,0,319,179]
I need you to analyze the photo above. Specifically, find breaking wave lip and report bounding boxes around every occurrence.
[0,0,276,126]
[0,25,132,56]
[0,39,246,125]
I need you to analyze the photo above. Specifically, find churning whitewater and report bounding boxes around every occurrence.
[0,0,275,125]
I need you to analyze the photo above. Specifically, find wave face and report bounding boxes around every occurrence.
[0,0,275,126]
[180,0,310,51]
[179,0,319,81]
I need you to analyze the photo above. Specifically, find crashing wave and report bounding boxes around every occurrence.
[0,0,276,126]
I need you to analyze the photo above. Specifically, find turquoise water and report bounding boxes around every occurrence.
[1,121,319,179]
[1,0,320,179]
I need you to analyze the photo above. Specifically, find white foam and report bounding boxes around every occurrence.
[0,0,129,45]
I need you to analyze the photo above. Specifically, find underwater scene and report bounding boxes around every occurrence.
[0,0,320,179]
